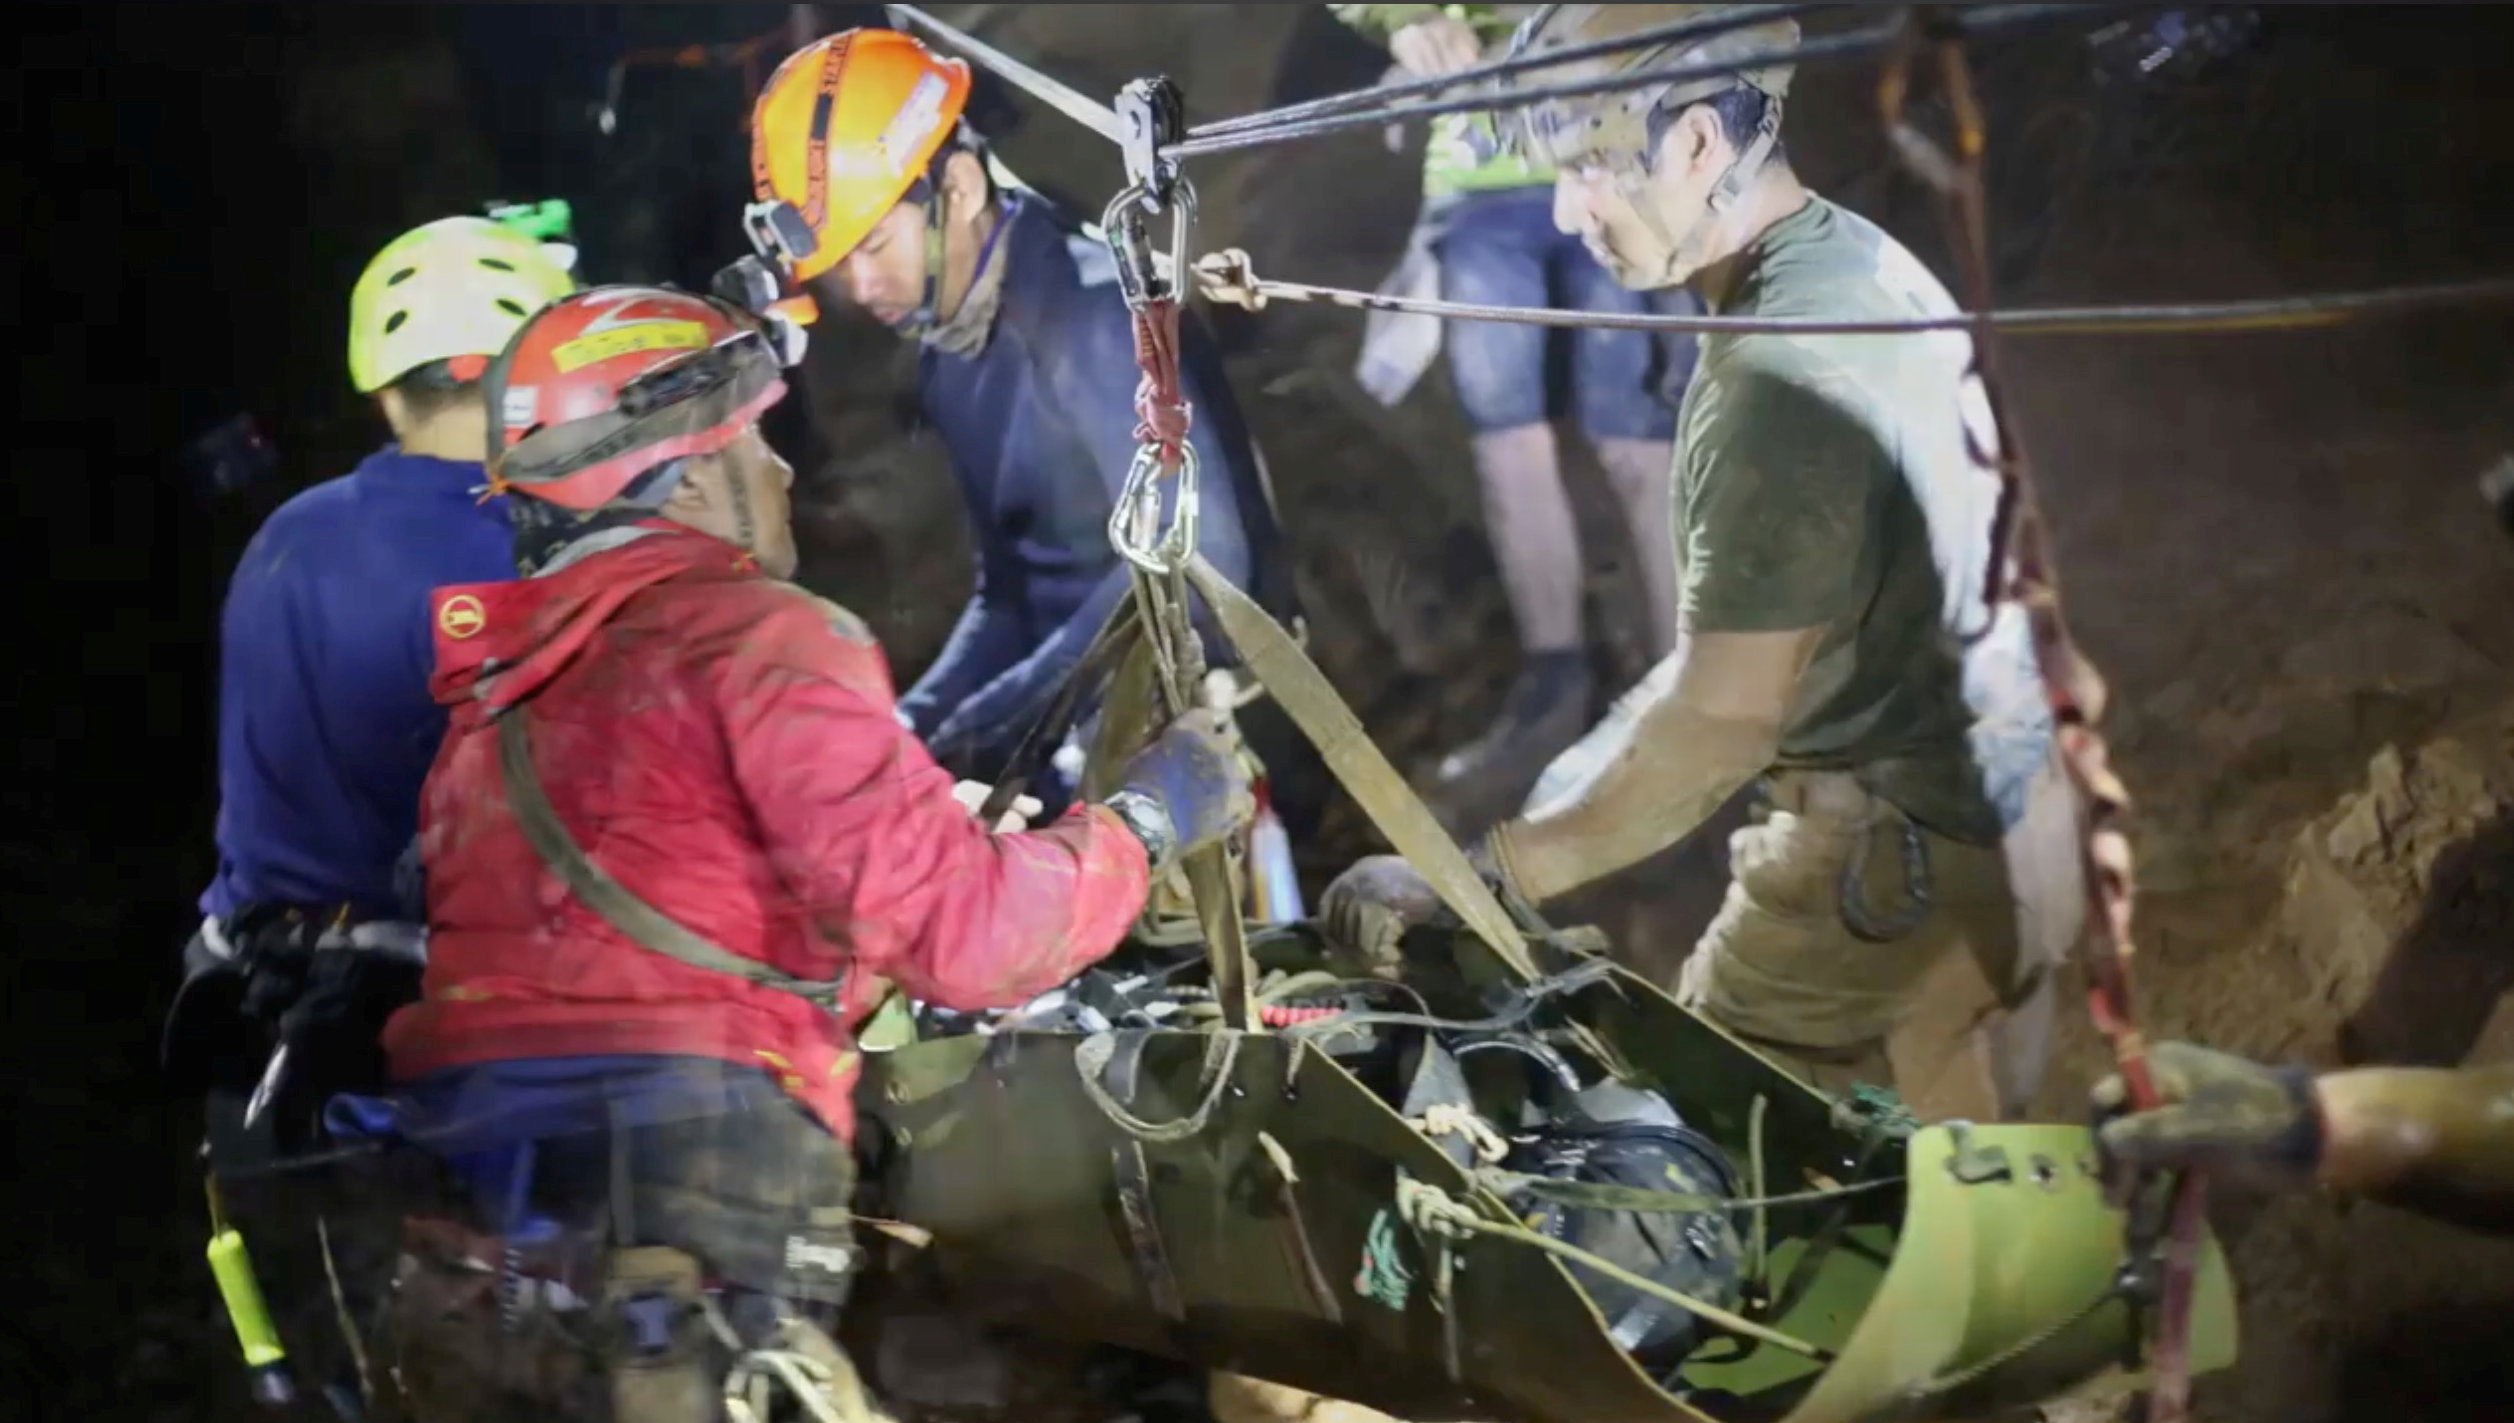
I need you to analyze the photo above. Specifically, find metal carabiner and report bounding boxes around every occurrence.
[1101,181,1199,312]
[1109,441,1203,576]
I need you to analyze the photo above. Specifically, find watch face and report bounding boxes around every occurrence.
[1106,791,1177,866]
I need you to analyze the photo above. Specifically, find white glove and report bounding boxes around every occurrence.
[952,780,1043,834]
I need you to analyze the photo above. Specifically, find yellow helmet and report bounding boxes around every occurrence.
[1503,5,1800,176]
[346,216,578,394]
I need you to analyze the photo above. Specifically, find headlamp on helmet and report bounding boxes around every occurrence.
[746,29,975,283]
[484,286,790,513]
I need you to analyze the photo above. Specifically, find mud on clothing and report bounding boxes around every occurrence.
[339,1054,861,1301]
[1675,765,2069,1123]
[387,526,1152,1141]
[203,447,517,921]
[900,193,1292,776]
[340,1061,860,1423]
[1665,198,2077,1110]
[1676,196,2055,847]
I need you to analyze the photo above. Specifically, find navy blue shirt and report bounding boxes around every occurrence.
[202,448,517,921]
[900,194,1290,768]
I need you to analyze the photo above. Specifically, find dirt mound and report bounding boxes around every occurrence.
[2283,720,2514,1069]
[2156,709,2514,1423]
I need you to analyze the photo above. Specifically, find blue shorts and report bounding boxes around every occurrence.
[1434,185,1698,440]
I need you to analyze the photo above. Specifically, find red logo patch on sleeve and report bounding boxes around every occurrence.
[438,593,488,640]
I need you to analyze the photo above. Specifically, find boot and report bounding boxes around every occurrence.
[1426,650,1595,838]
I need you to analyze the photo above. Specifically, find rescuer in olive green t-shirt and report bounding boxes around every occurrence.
[1323,5,2085,1123]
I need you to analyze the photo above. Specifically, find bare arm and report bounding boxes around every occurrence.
[2098,1045,2514,1236]
[2319,1064,2514,1233]
[1485,352,1878,903]
[1483,625,1822,903]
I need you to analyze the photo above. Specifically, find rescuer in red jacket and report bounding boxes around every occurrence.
[375,285,1247,1422]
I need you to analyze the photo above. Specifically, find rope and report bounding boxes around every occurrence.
[1075,1030,1246,1143]
[1472,1168,1905,1217]
[1747,1095,1771,1288]
[1874,14,2200,1419]
[1162,4,2098,162]
[1187,2,1849,141]
[884,5,1125,144]
[1393,1178,1830,1361]
[1410,1104,1510,1166]
[1132,297,1194,467]
[317,1215,374,1409]
[1193,247,2514,339]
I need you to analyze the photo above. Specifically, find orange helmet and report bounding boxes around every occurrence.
[484,286,787,512]
[746,28,974,283]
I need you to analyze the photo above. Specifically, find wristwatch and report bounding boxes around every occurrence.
[1102,789,1179,870]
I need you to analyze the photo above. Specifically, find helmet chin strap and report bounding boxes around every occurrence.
[1619,92,1784,291]
[880,187,952,339]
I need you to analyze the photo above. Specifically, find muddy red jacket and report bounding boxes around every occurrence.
[381,527,1151,1140]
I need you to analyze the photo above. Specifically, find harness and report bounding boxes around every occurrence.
[493,701,847,1010]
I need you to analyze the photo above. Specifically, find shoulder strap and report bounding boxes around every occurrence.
[1182,554,1541,984]
[495,705,844,1009]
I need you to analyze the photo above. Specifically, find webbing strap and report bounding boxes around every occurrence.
[496,707,845,1008]
[1183,554,1540,985]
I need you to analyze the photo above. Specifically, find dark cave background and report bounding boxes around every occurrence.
[7,5,2514,1421]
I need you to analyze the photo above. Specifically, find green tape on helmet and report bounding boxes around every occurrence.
[486,198,575,243]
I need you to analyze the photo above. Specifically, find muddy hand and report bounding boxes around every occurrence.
[1320,855,1450,966]
[2093,1041,2323,1197]
[1389,13,1484,78]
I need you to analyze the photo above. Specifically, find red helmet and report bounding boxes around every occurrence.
[484,285,788,512]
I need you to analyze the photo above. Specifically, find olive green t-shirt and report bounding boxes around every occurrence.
[1674,197,2054,844]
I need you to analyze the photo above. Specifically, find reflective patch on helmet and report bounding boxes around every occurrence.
[551,321,709,374]
[501,385,540,428]
[878,72,951,173]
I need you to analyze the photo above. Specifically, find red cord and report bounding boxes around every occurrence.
[1130,297,1193,472]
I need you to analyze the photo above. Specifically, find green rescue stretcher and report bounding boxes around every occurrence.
[854,560,2239,1423]
[859,922,2236,1423]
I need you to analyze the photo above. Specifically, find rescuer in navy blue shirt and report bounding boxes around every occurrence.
[200,218,577,924]
[166,217,575,1138]
[744,30,1293,806]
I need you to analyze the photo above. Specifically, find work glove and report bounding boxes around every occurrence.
[2092,1041,2325,1199]
[1111,709,1255,867]
[1319,855,1449,967]
[951,780,1042,834]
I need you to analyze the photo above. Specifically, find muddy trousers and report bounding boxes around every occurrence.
[376,1084,874,1422]
[1675,763,2083,1122]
